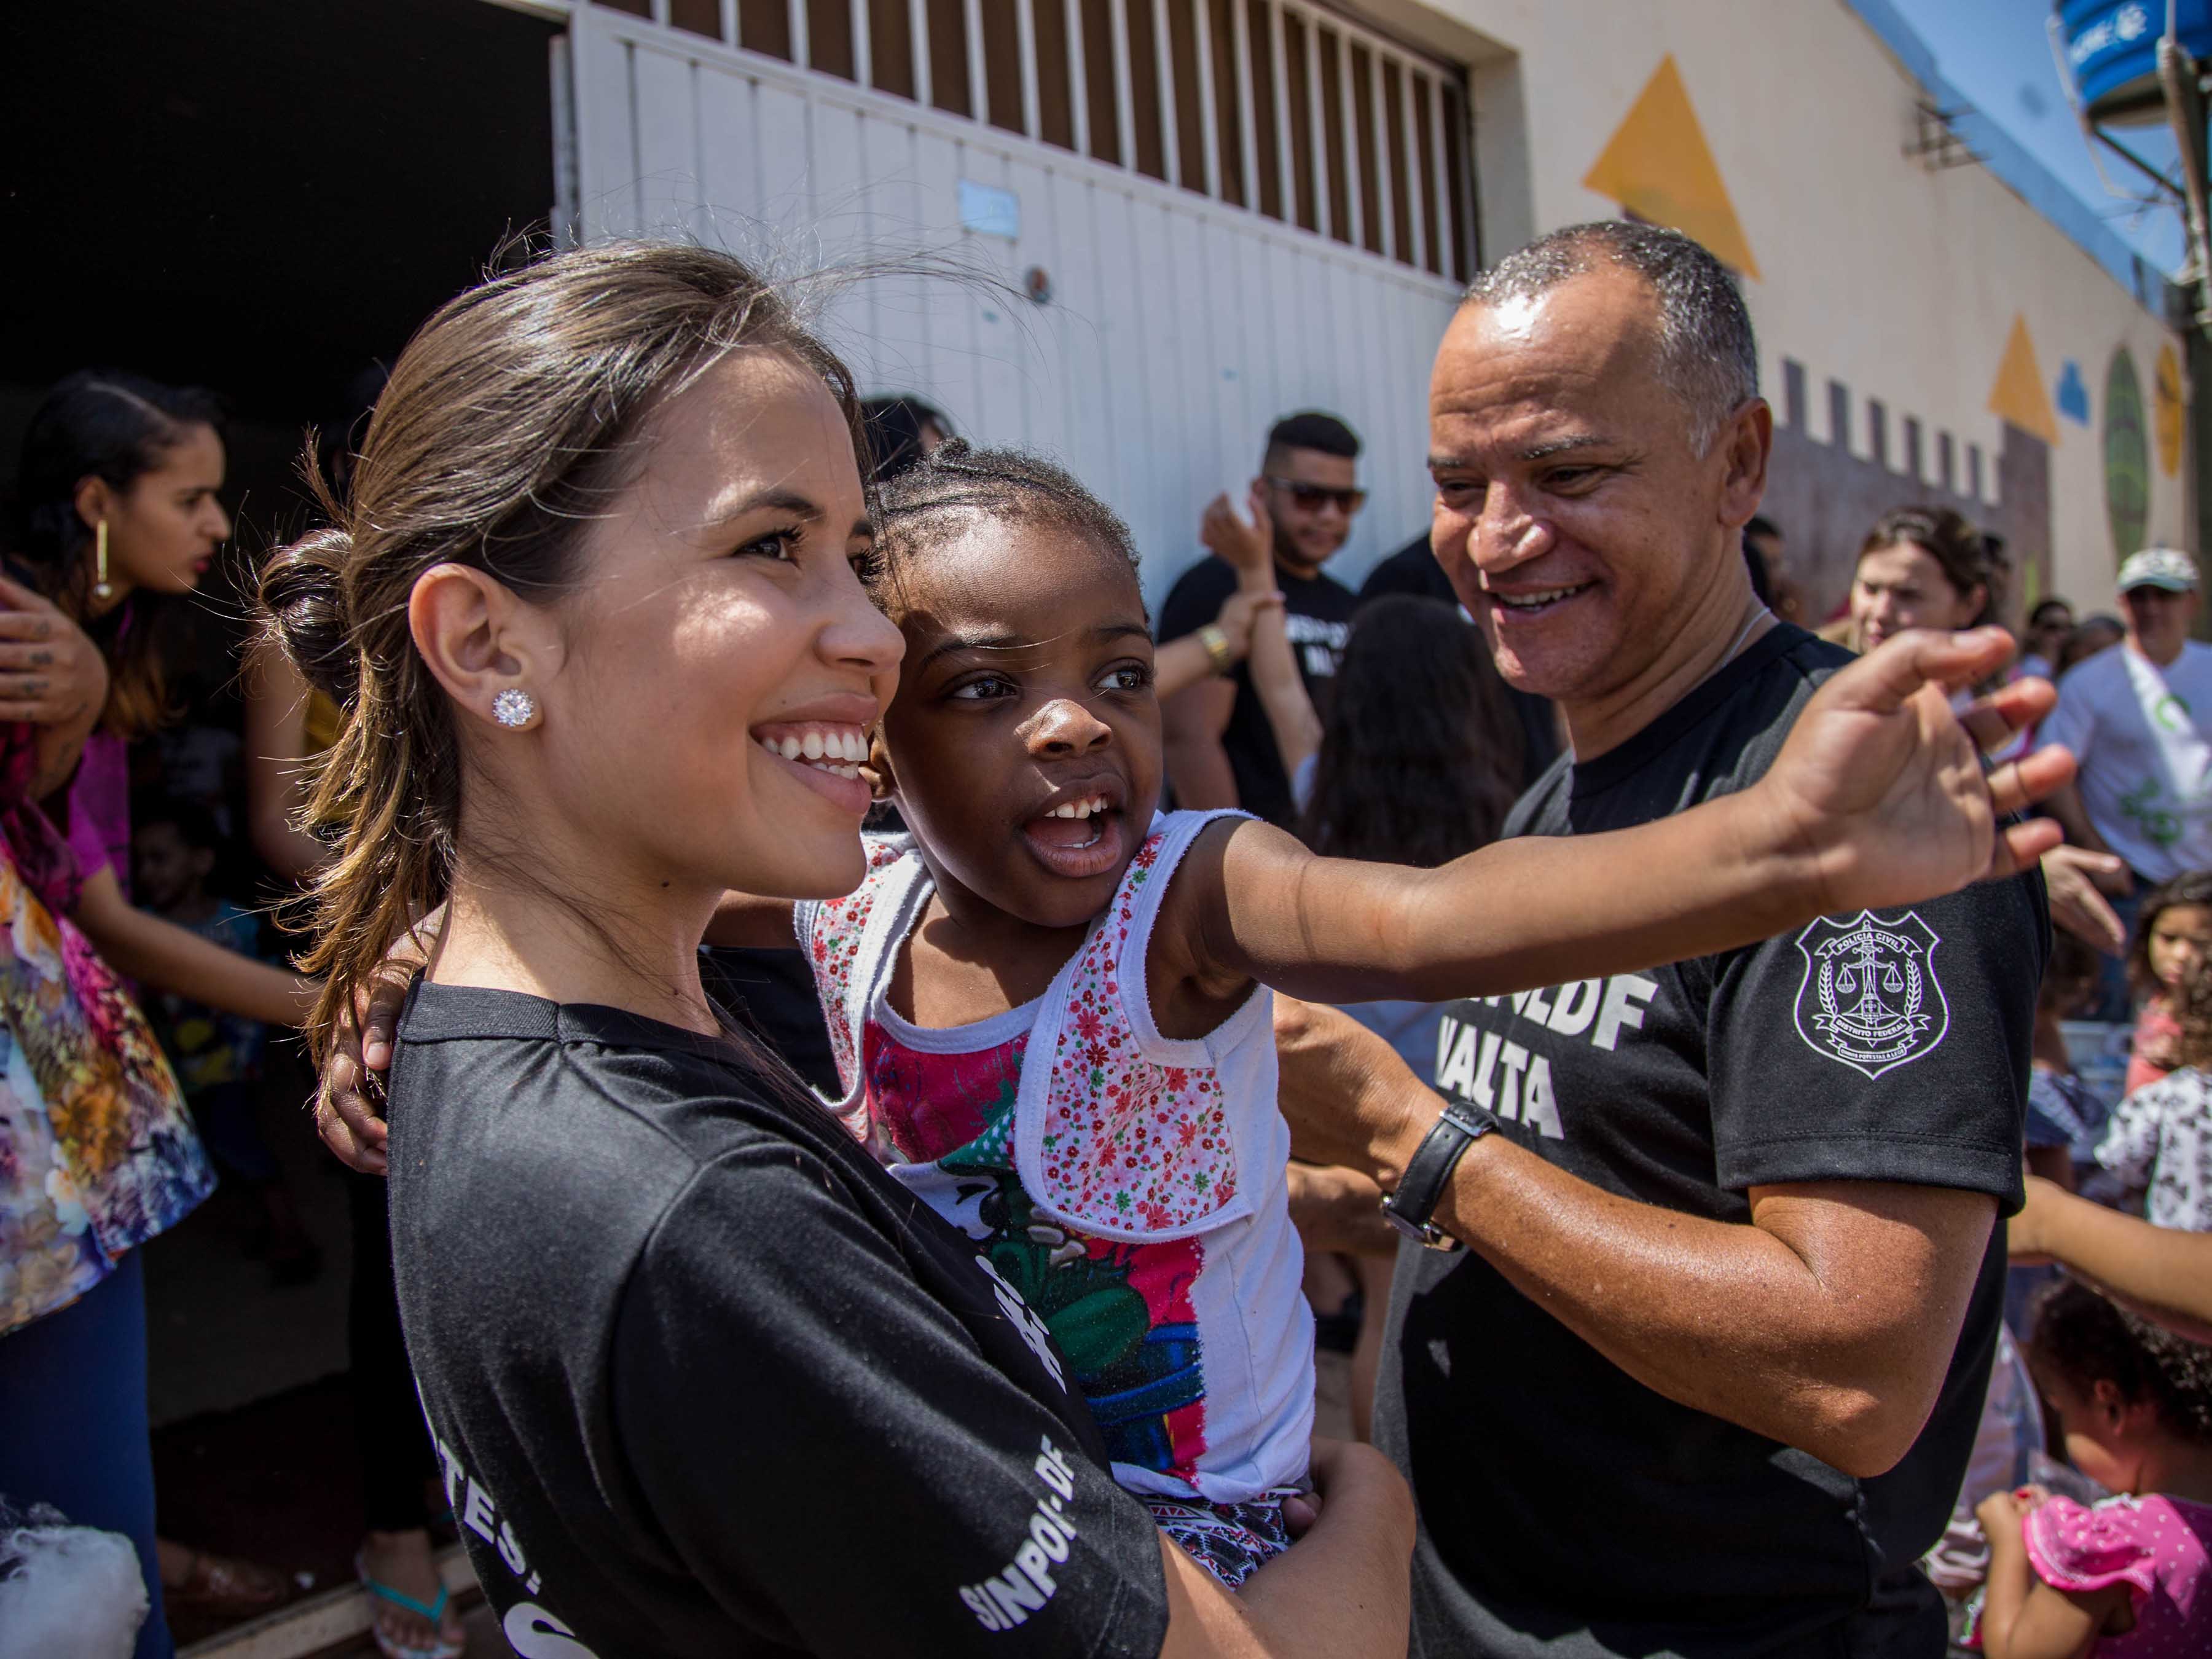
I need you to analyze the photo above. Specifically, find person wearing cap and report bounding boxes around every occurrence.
[2041,547,2212,1010]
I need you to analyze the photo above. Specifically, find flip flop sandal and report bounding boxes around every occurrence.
[355,1552,466,1659]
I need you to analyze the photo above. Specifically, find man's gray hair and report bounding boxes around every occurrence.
[1462,221,1759,454]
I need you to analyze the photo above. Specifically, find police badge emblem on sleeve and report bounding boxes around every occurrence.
[1791,911,1950,1079]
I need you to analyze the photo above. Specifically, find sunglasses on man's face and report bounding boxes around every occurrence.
[1265,477,1367,515]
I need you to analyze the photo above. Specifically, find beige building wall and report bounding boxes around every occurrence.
[1377,0,2192,619]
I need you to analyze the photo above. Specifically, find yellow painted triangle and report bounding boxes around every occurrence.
[1987,313,2060,444]
[1582,55,1760,280]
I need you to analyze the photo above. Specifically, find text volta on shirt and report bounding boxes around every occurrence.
[1432,975,1661,1139]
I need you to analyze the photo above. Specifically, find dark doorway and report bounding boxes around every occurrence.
[1,0,557,425]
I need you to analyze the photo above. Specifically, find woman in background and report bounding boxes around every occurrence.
[1261,594,1524,1440]
[2,370,313,1657]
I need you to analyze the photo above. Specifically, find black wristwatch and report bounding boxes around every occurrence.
[1379,1100,1499,1249]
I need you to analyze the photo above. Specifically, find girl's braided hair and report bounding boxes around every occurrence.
[2030,1276,2212,1447]
[870,439,1139,598]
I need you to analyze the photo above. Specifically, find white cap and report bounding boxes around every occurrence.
[2117,547,2198,594]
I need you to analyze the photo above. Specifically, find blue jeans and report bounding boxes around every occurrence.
[0,1249,170,1659]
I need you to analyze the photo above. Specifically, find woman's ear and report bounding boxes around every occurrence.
[408,563,553,731]
[73,475,117,535]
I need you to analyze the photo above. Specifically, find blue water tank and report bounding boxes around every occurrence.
[2059,0,2212,124]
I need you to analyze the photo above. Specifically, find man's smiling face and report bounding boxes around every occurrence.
[1426,265,1750,708]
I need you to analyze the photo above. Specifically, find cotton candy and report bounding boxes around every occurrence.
[0,1505,148,1659]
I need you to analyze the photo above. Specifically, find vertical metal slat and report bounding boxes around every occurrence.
[1016,0,1043,137]
[1427,72,1455,281]
[967,0,990,124]
[1230,0,1261,213]
[1065,0,1092,157]
[1302,8,1328,240]
[1268,0,1293,227]
[852,0,873,85]
[1368,45,1392,261]
[910,0,933,104]
[1335,26,1361,249]
[1150,0,1180,187]
[1399,60,1426,270]
[1108,0,1137,177]
[1192,0,1222,198]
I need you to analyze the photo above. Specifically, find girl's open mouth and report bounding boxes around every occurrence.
[1021,796,1128,880]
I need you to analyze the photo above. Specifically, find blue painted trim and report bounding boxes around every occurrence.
[1845,0,2183,321]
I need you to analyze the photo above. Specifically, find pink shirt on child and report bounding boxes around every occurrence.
[2127,997,2182,1097]
[2023,1493,2212,1655]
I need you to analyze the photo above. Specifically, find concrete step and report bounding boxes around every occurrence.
[177,1544,484,1659]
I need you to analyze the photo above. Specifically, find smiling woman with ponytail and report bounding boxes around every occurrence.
[261,239,1414,1658]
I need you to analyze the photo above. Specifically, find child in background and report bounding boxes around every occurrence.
[2014,931,2112,1334]
[2098,954,2212,1231]
[2122,873,2212,1095]
[131,800,316,1281]
[1974,1279,2212,1657]
[2028,931,2112,1190]
[706,441,2062,1585]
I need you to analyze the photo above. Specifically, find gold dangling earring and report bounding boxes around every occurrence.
[92,520,114,603]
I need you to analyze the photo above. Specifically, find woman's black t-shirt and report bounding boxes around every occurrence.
[386,981,1171,1658]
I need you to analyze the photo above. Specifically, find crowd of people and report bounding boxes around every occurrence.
[0,219,2208,1659]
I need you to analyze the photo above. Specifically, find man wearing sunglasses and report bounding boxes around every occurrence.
[1158,411,1366,825]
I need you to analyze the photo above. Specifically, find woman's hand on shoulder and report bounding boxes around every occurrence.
[0,574,108,730]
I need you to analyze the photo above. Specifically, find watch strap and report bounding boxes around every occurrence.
[1381,1100,1497,1249]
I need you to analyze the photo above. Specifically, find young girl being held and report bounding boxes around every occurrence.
[704,442,2062,1585]
[2098,954,2212,1232]
[1974,1279,2212,1658]
[2122,873,2212,1096]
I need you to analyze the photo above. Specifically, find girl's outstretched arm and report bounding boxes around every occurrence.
[1169,627,2070,1004]
[2010,1175,2212,1344]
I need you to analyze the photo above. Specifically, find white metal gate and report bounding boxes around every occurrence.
[564,0,1465,594]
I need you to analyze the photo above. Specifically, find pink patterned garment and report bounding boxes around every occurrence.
[804,836,910,1126]
[2022,1493,2212,1655]
[1034,833,1239,1237]
[792,810,1312,1515]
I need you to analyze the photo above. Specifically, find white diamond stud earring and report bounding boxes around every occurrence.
[492,688,538,729]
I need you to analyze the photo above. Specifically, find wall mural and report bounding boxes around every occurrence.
[1581,54,1760,279]
[2156,342,2186,479]
[2104,347,2150,563]
[2057,360,2091,426]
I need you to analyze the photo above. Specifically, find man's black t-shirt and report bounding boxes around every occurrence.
[1157,554,1356,826]
[386,981,1170,1658]
[1374,625,2046,1658]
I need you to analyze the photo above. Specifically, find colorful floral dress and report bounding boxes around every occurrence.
[0,723,210,1337]
[795,812,1312,1586]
